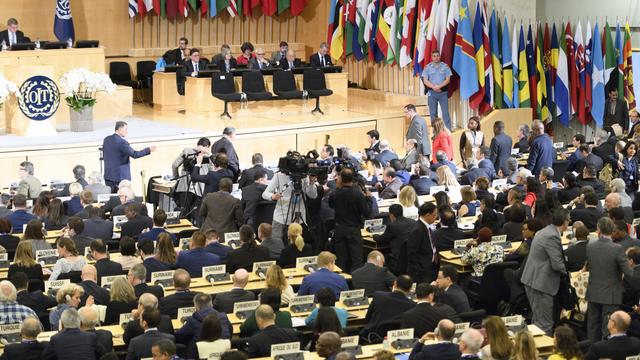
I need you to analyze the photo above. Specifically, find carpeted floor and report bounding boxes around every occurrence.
[0,116,204,148]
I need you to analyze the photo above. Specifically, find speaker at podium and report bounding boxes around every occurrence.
[4,64,60,136]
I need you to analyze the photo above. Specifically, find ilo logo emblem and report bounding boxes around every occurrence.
[18,75,60,121]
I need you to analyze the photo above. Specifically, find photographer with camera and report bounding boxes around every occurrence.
[191,153,234,198]
[262,151,319,245]
[329,168,372,273]
[171,137,212,211]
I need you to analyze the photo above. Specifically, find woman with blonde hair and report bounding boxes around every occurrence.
[265,264,296,306]
[49,237,86,281]
[431,117,453,164]
[49,283,85,330]
[458,186,480,217]
[481,316,514,360]
[437,165,460,187]
[277,223,312,268]
[156,232,177,265]
[105,277,138,325]
[511,331,539,360]
[398,186,418,218]
[8,240,44,284]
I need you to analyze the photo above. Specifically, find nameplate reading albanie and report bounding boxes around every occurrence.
[339,289,365,302]
[295,256,318,268]
[501,315,524,326]
[387,328,414,344]
[270,342,301,357]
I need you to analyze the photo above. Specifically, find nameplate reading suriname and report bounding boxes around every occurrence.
[203,265,226,276]
[339,289,365,302]
[252,261,276,272]
[151,270,175,282]
[270,342,301,356]
[233,300,260,314]
[289,295,315,307]
[295,256,318,268]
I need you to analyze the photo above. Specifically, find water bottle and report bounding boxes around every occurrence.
[302,90,309,109]
[67,38,73,49]
[1,41,7,51]
[35,39,40,49]
[240,93,248,110]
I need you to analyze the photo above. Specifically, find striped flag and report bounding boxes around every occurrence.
[556,22,570,126]
[615,23,625,96]
[526,25,536,116]
[549,24,559,117]
[575,21,587,124]
[591,22,605,127]
[452,0,478,100]
[353,0,371,61]
[624,22,636,109]
[585,21,592,114]
[604,22,616,91]
[489,9,502,109]
[536,24,549,120]
[512,23,519,108]
[502,17,513,108]
[54,0,75,42]
[129,0,139,17]
[518,25,531,108]
[470,0,492,113]
[566,22,577,115]
[227,0,239,16]
[412,0,435,75]
[398,0,416,67]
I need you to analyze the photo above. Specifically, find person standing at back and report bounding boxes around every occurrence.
[212,127,240,181]
[490,121,513,176]
[102,121,155,192]
[526,120,554,177]
[422,50,452,130]
[404,104,431,159]
[329,168,371,273]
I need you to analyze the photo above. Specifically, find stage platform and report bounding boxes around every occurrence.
[0,89,420,193]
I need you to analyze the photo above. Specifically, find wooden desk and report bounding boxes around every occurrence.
[153,71,184,111]
[0,47,106,77]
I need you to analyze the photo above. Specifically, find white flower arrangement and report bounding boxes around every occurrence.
[59,68,116,111]
[0,74,19,105]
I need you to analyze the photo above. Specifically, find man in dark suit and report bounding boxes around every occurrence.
[204,229,233,261]
[249,47,273,70]
[373,204,416,274]
[123,293,175,345]
[175,294,232,358]
[411,164,438,196]
[0,18,27,48]
[490,121,513,176]
[351,251,396,296]
[138,209,176,244]
[434,265,471,313]
[365,130,381,160]
[570,191,604,231]
[139,240,173,281]
[89,239,123,286]
[514,124,531,153]
[401,283,460,338]
[79,306,113,354]
[162,37,189,65]
[408,319,460,360]
[190,153,234,198]
[0,316,46,360]
[126,308,175,360]
[239,153,275,188]
[41,308,101,360]
[82,206,113,241]
[476,146,497,180]
[181,48,207,80]
[586,310,640,360]
[159,269,202,318]
[79,264,110,306]
[586,217,633,342]
[213,268,256,313]
[225,225,271,273]
[72,190,93,219]
[199,178,243,238]
[407,202,439,283]
[12,271,56,314]
[564,224,589,272]
[362,275,416,336]
[458,329,484,360]
[246,305,300,358]
[604,88,630,133]
[574,143,604,174]
[298,251,349,298]
[121,203,154,239]
[281,49,302,70]
[102,121,153,192]
[432,209,465,252]
[309,42,333,68]
[624,247,640,307]
[175,231,221,278]
[577,165,606,198]
[526,120,555,176]
[404,104,431,158]
[66,216,94,251]
[128,264,164,300]
[241,170,269,227]
[6,194,35,233]
[212,126,240,181]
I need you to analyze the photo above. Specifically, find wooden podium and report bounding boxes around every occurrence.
[5,65,58,136]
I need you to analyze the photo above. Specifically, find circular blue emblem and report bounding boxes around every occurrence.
[18,75,60,121]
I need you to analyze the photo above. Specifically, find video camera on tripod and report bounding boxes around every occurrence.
[181,150,212,173]
[277,150,328,181]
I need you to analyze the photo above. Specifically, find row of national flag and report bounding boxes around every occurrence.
[328,0,636,127]
[128,0,308,19]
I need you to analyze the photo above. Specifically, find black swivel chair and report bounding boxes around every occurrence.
[467,261,519,315]
[552,160,570,182]
[109,62,138,88]
[303,68,333,114]
[211,72,241,119]
[136,60,156,103]
[58,270,83,284]
[241,71,272,101]
[459,309,487,326]
[176,69,185,96]
[273,70,303,100]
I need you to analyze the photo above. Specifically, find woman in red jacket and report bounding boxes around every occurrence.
[431,117,453,163]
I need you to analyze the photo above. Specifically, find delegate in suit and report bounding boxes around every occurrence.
[309,43,333,68]
[405,104,431,157]
[604,88,630,133]
[0,18,28,48]
[489,121,513,176]
[102,121,153,192]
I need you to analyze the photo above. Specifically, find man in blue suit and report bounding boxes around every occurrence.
[5,194,35,233]
[175,231,221,278]
[297,251,349,298]
[139,209,176,245]
[490,121,513,176]
[527,120,555,177]
[102,121,155,192]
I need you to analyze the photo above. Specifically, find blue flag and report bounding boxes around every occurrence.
[54,0,75,43]
[209,0,217,17]
[591,23,605,127]
[502,16,513,108]
[452,0,479,100]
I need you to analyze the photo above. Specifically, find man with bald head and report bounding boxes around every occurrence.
[79,306,113,353]
[123,293,175,344]
[0,280,36,324]
[604,192,621,212]
[0,316,45,359]
[409,319,460,360]
[282,49,300,70]
[316,332,342,360]
[458,328,483,360]
[213,268,256,313]
[158,269,202,318]
[246,305,299,357]
[586,310,640,360]
[79,264,109,306]
[351,251,396,296]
